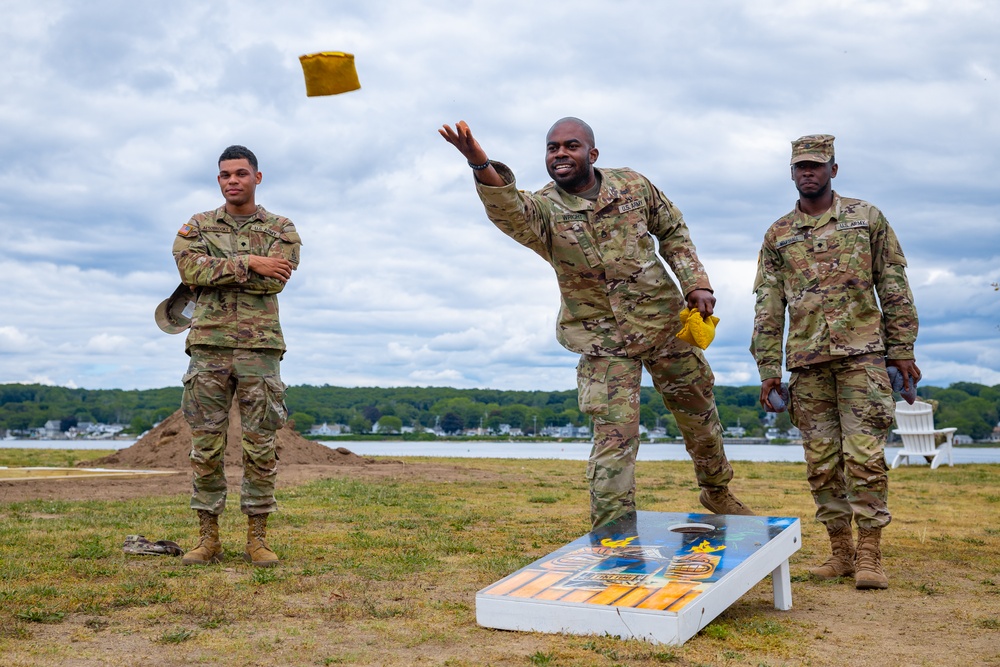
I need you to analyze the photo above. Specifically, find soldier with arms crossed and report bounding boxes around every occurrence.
[172,145,301,567]
[751,134,919,589]
[440,118,754,528]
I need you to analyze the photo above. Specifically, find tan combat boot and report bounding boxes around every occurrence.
[854,526,889,590]
[182,510,223,565]
[809,522,855,579]
[244,514,279,567]
[699,487,756,515]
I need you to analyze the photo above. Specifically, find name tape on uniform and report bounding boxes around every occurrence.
[836,220,869,231]
[618,199,644,213]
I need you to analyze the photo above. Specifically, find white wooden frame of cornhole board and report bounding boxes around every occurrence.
[476,510,800,646]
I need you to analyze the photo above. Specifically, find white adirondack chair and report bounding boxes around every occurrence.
[891,400,956,469]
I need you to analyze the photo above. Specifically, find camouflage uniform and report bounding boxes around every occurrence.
[476,162,734,528]
[173,205,301,516]
[751,192,918,529]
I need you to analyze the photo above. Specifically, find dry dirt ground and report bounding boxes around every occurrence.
[2,412,998,666]
[0,409,501,503]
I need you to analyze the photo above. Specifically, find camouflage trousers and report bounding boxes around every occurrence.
[578,336,733,528]
[788,353,894,530]
[181,345,287,516]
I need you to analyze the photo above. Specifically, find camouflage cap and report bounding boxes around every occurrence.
[154,283,196,334]
[790,134,835,165]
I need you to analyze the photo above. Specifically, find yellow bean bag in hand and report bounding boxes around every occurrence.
[676,308,720,349]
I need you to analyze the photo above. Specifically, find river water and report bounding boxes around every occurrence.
[3,439,1000,464]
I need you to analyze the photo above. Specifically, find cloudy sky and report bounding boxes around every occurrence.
[2,0,997,392]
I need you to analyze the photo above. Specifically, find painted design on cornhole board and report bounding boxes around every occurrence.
[476,511,800,646]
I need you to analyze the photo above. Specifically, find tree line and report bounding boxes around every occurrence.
[0,381,998,440]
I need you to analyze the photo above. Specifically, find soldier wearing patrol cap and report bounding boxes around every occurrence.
[751,134,920,590]
[440,118,755,529]
[165,145,301,567]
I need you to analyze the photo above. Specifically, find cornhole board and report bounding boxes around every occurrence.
[476,511,800,646]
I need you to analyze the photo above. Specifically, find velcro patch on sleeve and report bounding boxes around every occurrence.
[176,224,198,237]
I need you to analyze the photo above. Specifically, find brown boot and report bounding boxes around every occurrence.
[809,522,855,579]
[244,514,279,567]
[182,510,223,565]
[699,487,756,515]
[855,526,889,590]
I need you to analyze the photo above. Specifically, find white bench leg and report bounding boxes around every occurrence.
[771,559,792,610]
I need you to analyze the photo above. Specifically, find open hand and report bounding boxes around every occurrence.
[439,121,488,164]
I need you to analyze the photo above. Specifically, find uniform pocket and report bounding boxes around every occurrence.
[180,370,203,422]
[786,373,800,428]
[863,365,895,430]
[624,217,647,258]
[843,229,873,280]
[260,375,288,431]
[577,356,611,417]
[554,219,601,269]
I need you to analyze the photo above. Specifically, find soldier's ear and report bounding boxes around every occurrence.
[830,163,838,179]
[255,171,263,185]
[589,147,599,165]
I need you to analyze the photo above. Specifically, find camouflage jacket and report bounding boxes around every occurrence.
[475,162,712,357]
[172,205,301,352]
[750,193,917,380]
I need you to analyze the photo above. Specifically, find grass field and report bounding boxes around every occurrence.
[0,448,998,666]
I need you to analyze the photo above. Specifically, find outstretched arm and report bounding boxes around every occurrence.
[439,121,505,187]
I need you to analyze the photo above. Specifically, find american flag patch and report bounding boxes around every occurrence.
[177,224,193,237]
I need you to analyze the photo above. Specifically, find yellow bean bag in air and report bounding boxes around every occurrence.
[299,52,361,96]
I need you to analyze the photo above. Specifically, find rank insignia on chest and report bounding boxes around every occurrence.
[618,199,644,213]
[177,224,194,237]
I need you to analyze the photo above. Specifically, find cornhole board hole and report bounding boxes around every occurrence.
[476,511,800,646]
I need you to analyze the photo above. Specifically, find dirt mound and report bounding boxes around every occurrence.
[88,407,369,470]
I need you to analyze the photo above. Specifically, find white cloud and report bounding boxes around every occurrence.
[0,327,36,353]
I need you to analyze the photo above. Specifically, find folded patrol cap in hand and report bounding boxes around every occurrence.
[299,51,361,96]
[767,383,789,413]
[154,283,196,334]
[887,366,918,404]
[676,308,720,350]
[790,134,835,164]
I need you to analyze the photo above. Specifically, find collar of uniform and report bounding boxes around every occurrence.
[550,168,619,212]
[793,191,841,229]
[214,204,265,227]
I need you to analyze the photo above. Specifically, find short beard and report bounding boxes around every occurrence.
[552,161,593,193]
